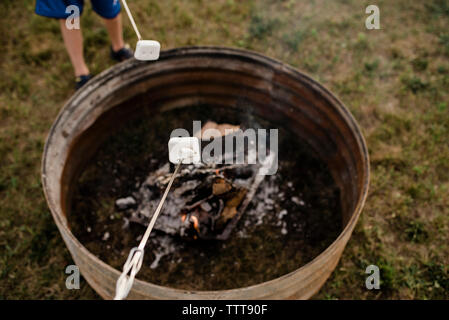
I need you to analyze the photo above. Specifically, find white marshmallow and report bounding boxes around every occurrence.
[168,137,201,164]
[134,40,161,61]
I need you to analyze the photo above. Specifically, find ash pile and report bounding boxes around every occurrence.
[115,121,276,241]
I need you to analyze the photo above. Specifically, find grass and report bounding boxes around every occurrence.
[0,0,448,299]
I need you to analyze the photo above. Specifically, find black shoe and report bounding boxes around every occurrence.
[75,74,92,90]
[110,44,134,62]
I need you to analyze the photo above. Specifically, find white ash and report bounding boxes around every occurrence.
[200,202,212,212]
[115,196,136,210]
[126,159,261,238]
[122,218,129,229]
[291,197,305,206]
[233,178,252,188]
[245,177,279,227]
[149,236,179,269]
[278,209,288,219]
[102,232,110,241]
[115,150,278,241]
[237,230,249,238]
[127,164,203,235]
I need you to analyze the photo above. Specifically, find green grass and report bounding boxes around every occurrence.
[0,0,448,299]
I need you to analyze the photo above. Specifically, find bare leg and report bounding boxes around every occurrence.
[59,20,89,77]
[103,13,125,52]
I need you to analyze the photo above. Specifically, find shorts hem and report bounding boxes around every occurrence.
[35,11,73,19]
[35,8,84,20]
[92,8,121,19]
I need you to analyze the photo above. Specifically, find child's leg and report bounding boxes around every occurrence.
[103,13,125,52]
[90,0,126,52]
[59,19,90,77]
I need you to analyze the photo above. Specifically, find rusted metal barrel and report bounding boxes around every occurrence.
[42,46,369,299]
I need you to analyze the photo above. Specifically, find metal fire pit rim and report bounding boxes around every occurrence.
[41,45,370,299]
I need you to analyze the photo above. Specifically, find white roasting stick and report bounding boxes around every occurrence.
[114,137,200,300]
[120,0,161,61]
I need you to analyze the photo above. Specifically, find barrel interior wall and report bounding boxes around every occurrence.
[61,95,145,223]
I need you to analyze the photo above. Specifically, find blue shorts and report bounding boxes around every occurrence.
[35,0,121,19]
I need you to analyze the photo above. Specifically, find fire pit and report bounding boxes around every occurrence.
[42,46,369,299]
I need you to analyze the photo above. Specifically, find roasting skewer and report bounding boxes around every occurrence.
[114,137,200,300]
[121,0,161,61]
